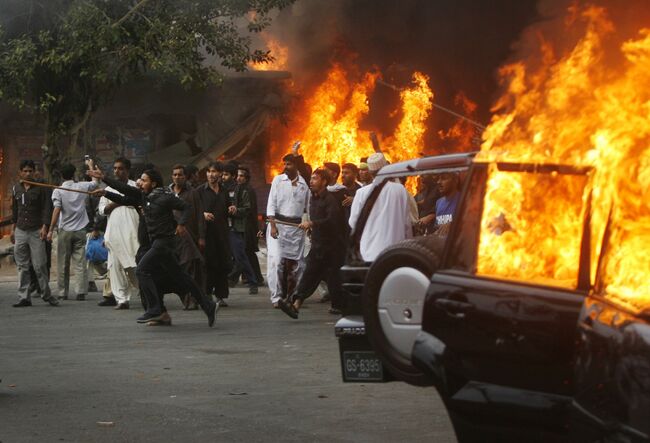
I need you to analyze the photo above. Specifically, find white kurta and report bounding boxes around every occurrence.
[266,174,310,260]
[99,180,140,269]
[349,180,413,262]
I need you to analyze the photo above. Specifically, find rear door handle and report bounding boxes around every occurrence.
[434,299,475,319]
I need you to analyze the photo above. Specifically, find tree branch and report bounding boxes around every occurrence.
[112,0,151,29]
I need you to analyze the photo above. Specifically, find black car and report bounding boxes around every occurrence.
[362,159,650,441]
[336,152,475,385]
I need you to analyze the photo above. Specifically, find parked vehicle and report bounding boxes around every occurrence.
[336,152,475,385]
[349,158,650,441]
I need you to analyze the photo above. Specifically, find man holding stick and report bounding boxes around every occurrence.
[11,160,57,307]
[87,166,218,326]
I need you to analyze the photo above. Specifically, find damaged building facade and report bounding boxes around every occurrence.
[0,70,292,228]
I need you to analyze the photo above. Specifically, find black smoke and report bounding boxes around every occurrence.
[267,0,541,148]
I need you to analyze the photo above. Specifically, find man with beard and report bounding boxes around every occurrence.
[98,157,139,309]
[170,164,204,309]
[267,154,310,308]
[195,162,232,307]
[87,167,218,326]
[278,168,346,318]
[349,153,412,262]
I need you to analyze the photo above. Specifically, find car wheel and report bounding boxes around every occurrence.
[362,236,443,386]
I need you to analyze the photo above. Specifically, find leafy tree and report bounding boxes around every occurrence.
[0,0,294,176]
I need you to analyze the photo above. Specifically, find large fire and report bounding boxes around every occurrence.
[266,63,435,185]
[476,5,650,311]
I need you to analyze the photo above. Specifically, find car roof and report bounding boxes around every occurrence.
[376,151,477,177]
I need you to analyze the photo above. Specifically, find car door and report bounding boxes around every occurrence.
[572,297,650,442]
[420,162,592,426]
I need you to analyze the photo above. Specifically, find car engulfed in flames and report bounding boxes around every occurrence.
[356,4,650,442]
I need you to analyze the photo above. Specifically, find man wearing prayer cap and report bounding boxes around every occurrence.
[348,153,412,262]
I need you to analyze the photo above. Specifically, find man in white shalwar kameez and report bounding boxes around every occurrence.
[349,153,413,262]
[266,154,310,307]
[98,158,140,309]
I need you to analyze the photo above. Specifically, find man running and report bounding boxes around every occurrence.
[88,167,218,326]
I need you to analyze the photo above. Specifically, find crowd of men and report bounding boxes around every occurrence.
[10,147,460,325]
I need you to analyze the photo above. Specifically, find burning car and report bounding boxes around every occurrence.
[358,157,650,441]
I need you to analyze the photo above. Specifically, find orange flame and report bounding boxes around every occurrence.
[437,92,480,150]
[476,5,650,311]
[266,65,434,190]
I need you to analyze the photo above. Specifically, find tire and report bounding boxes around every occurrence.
[362,236,443,386]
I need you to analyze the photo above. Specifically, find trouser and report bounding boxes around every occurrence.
[14,227,52,301]
[206,263,230,300]
[56,229,88,297]
[108,250,139,304]
[136,237,212,316]
[230,249,263,284]
[277,257,305,302]
[89,260,112,298]
[28,239,52,294]
[228,230,258,287]
[294,250,345,310]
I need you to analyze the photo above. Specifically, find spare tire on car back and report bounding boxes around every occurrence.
[362,235,444,386]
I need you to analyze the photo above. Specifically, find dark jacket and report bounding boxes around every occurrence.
[103,177,188,242]
[310,188,345,254]
[12,182,52,231]
[230,183,252,233]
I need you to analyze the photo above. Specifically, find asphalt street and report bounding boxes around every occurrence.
[0,279,456,442]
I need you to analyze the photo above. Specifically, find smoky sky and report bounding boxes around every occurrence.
[270,0,541,129]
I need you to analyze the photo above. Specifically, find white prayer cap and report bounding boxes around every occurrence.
[367,153,388,172]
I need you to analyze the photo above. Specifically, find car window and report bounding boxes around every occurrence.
[476,163,590,289]
[446,165,486,271]
[447,163,591,290]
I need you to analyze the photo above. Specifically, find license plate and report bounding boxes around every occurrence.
[342,351,384,382]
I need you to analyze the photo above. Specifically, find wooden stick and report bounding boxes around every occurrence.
[20,180,94,195]
[266,218,301,228]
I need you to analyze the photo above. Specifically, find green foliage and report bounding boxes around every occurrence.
[0,0,294,169]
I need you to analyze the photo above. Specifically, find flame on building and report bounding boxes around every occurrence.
[265,63,435,187]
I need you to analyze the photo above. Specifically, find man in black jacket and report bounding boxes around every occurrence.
[278,168,346,319]
[88,167,218,326]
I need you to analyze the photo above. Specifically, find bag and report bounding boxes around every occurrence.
[346,180,389,266]
[86,235,108,263]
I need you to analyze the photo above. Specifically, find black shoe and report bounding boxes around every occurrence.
[76,293,86,301]
[13,299,32,308]
[249,286,258,295]
[45,297,60,306]
[98,297,117,307]
[114,302,130,310]
[278,299,298,319]
[137,312,164,324]
[207,301,219,328]
[216,298,228,307]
